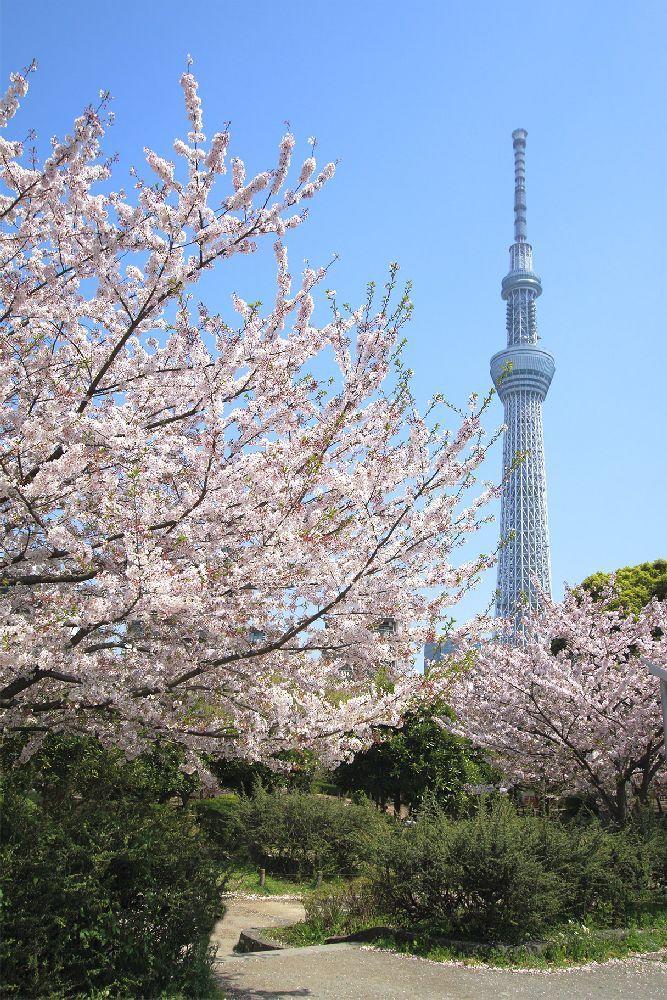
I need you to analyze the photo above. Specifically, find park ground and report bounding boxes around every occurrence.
[211,895,667,1000]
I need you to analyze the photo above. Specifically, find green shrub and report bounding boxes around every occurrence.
[192,793,242,863]
[0,736,222,999]
[539,816,660,926]
[370,799,666,943]
[304,877,379,934]
[628,809,667,899]
[234,785,391,875]
[372,798,564,942]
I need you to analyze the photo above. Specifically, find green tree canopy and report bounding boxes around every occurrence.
[207,749,320,795]
[333,700,496,814]
[580,559,667,613]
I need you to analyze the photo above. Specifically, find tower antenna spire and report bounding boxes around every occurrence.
[512,128,528,242]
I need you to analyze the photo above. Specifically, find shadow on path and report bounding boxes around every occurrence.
[215,971,310,1000]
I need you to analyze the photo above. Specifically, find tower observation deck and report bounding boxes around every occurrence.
[491,129,554,620]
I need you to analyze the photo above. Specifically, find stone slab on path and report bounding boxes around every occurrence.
[211,895,306,961]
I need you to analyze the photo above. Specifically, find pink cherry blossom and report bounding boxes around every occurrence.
[0,67,498,772]
[439,587,667,821]
[298,157,317,185]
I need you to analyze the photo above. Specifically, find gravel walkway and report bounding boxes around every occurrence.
[212,896,667,999]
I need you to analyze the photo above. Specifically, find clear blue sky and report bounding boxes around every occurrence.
[2,1,666,624]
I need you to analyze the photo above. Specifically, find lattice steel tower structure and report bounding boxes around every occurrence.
[490,129,555,620]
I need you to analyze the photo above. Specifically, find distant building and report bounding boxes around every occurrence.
[423,639,454,673]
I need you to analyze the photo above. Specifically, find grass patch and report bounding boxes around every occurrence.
[267,913,667,968]
[269,920,339,947]
[372,919,667,968]
[223,864,346,897]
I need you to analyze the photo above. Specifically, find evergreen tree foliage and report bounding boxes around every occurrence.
[334,701,495,813]
[581,559,667,613]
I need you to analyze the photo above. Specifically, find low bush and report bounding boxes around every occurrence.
[0,735,222,999]
[233,784,392,875]
[304,877,379,933]
[370,799,666,943]
[629,809,667,897]
[372,798,562,941]
[540,815,661,926]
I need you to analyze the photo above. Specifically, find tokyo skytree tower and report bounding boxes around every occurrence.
[490,129,555,620]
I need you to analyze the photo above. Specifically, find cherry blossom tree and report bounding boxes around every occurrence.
[0,65,498,770]
[440,588,667,822]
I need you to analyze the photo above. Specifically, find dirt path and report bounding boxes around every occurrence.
[211,894,306,960]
